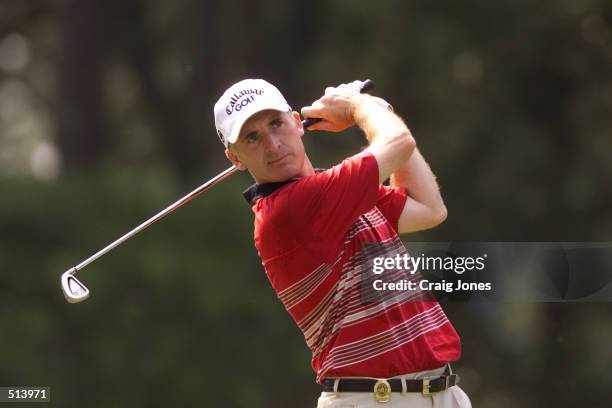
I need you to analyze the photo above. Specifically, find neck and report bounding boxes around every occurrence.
[253,155,315,184]
[301,156,315,177]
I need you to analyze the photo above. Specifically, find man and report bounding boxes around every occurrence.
[214,79,471,407]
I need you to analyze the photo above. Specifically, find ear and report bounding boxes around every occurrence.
[292,111,304,137]
[225,147,247,171]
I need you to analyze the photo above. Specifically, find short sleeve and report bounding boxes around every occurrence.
[376,185,408,234]
[286,151,380,260]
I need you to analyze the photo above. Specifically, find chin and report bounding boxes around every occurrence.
[266,165,301,182]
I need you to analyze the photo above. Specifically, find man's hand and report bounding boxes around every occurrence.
[301,81,375,132]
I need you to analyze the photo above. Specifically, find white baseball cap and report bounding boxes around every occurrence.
[214,79,292,147]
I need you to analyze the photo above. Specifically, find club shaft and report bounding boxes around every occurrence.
[71,79,374,273]
[74,165,238,271]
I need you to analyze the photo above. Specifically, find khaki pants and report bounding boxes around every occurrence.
[316,366,472,408]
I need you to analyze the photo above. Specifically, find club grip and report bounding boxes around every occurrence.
[302,79,375,129]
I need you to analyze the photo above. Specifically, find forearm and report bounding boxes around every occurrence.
[390,147,446,213]
[354,97,407,145]
[354,95,443,213]
[353,97,416,183]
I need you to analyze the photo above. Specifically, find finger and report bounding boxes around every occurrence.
[305,119,336,132]
[311,98,326,107]
[339,80,361,89]
[324,86,336,94]
[349,80,364,91]
[338,81,362,93]
[301,105,324,119]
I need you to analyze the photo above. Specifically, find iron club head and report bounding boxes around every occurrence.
[61,267,90,303]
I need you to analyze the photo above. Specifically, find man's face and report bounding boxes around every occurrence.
[225,110,310,183]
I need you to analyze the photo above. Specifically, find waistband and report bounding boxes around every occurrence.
[321,365,459,400]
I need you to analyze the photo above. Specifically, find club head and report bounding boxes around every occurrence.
[61,268,90,303]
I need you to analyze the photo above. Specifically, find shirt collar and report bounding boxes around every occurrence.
[242,168,326,205]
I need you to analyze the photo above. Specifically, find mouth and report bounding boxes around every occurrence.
[268,154,289,165]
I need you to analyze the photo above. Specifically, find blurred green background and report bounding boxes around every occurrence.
[1,0,611,407]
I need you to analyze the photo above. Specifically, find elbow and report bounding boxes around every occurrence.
[431,204,448,226]
[397,131,416,161]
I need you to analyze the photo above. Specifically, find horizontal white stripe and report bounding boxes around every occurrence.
[324,305,445,359]
[317,316,450,380]
[319,309,448,373]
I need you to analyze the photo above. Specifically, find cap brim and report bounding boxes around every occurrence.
[226,103,291,145]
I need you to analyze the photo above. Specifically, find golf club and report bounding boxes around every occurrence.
[61,79,374,303]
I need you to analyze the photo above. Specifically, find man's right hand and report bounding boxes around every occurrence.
[303,80,415,185]
[301,81,376,132]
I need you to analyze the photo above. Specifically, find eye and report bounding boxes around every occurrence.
[271,118,283,128]
[245,132,259,143]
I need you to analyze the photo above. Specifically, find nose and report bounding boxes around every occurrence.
[262,131,281,155]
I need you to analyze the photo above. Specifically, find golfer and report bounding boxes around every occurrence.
[214,79,471,407]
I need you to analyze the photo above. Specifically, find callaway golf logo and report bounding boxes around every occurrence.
[225,88,264,115]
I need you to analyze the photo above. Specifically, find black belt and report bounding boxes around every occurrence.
[322,369,459,398]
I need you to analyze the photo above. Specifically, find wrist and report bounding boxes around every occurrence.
[352,95,389,128]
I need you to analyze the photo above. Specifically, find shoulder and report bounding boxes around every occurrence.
[292,151,379,195]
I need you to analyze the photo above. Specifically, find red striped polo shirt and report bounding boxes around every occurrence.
[243,151,461,383]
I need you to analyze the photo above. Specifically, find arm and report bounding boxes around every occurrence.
[301,81,447,233]
[301,83,416,184]
[391,148,448,233]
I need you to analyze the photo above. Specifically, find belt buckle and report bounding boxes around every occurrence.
[422,377,431,397]
[373,379,391,403]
